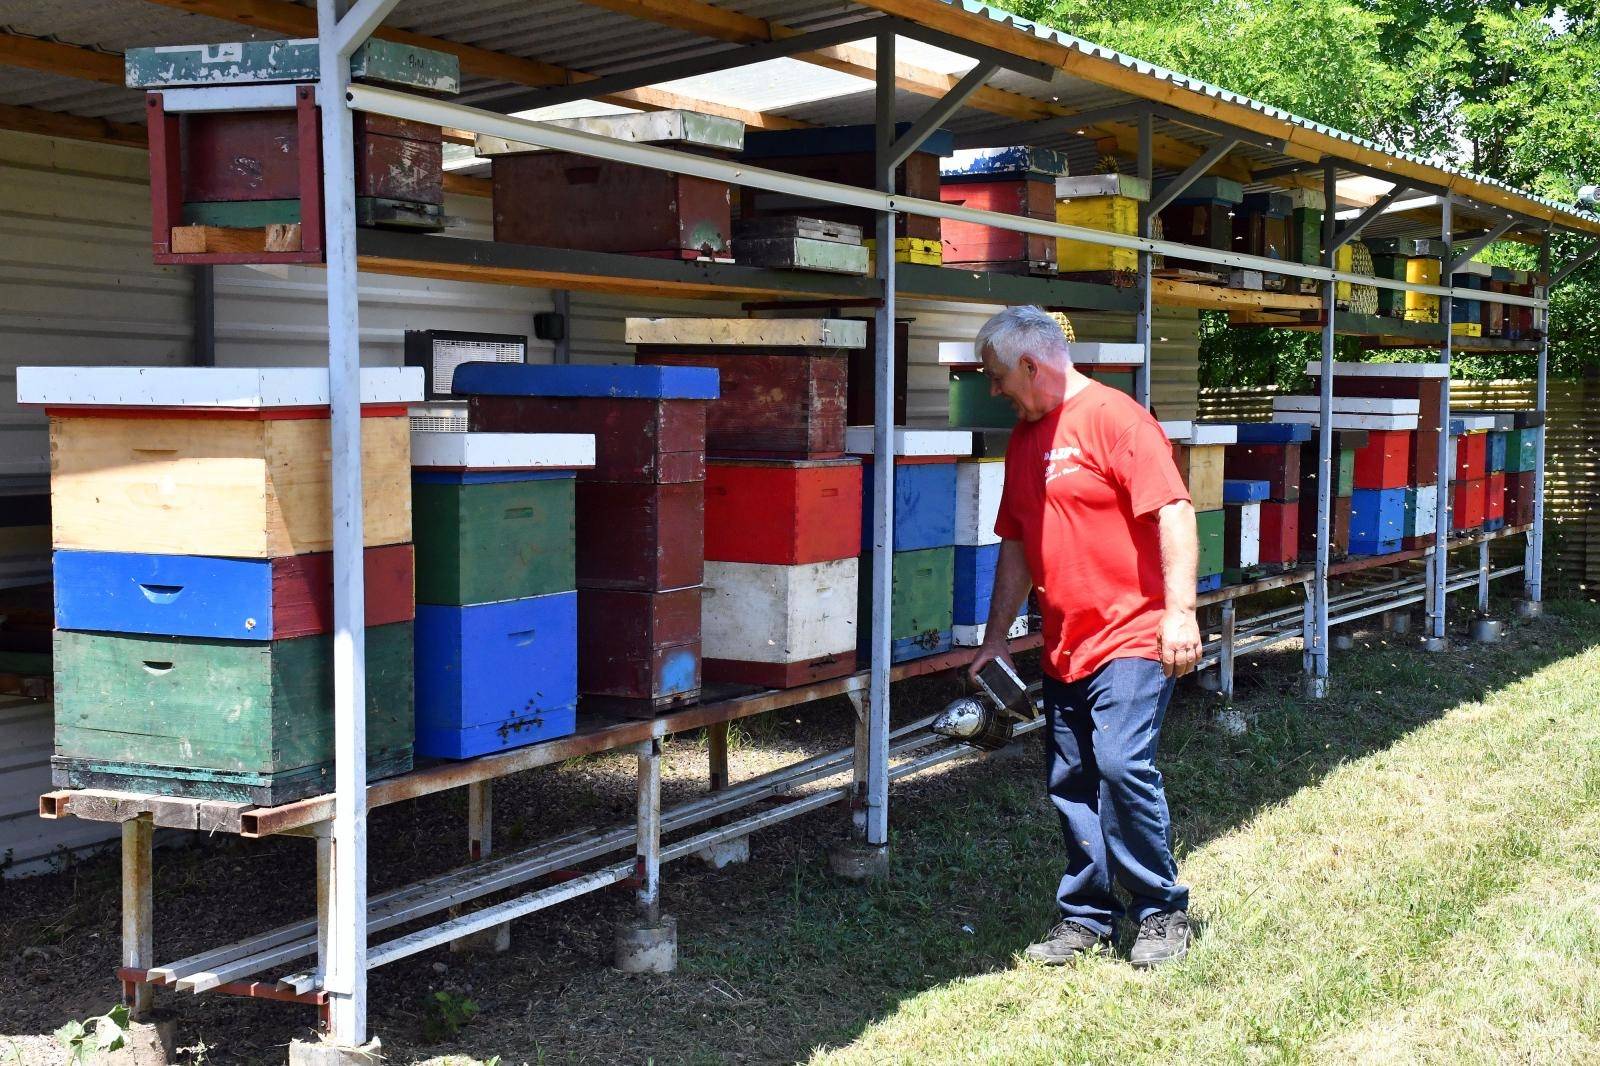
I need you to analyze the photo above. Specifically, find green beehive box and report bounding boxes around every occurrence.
[1336,447,1356,496]
[1087,369,1137,397]
[52,622,414,805]
[412,478,576,606]
[1291,207,1323,266]
[1506,428,1538,473]
[125,38,460,92]
[1197,509,1225,577]
[858,546,955,640]
[949,370,1018,428]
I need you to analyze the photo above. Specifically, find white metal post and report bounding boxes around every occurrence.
[1429,196,1455,649]
[865,31,898,851]
[1309,162,1337,696]
[635,740,663,924]
[317,0,398,1044]
[1219,599,1236,704]
[121,815,154,1018]
[1135,113,1154,410]
[1530,239,1551,605]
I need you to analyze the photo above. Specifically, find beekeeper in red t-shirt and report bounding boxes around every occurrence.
[966,305,1201,968]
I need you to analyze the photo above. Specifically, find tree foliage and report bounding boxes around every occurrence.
[1001,0,1600,385]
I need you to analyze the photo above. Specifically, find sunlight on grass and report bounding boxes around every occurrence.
[816,626,1600,1065]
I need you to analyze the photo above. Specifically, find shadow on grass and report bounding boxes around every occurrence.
[2,599,1596,1066]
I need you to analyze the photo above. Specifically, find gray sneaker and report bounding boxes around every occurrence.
[1024,920,1112,965]
[1130,910,1192,968]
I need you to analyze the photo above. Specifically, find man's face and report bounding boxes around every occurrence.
[980,344,1044,422]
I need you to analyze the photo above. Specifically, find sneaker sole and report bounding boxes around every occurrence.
[1129,932,1193,969]
[1025,942,1112,966]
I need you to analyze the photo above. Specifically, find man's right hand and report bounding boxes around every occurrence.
[967,638,1015,683]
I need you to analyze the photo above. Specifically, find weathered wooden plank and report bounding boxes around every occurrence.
[125,38,460,92]
[170,223,301,254]
[574,480,703,591]
[635,348,847,457]
[577,587,700,709]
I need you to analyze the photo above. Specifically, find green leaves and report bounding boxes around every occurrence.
[54,1004,130,1066]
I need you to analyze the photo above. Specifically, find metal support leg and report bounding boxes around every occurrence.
[1306,161,1337,700]
[1219,600,1236,705]
[315,833,333,996]
[707,721,730,792]
[1135,112,1154,410]
[1477,540,1491,614]
[121,815,154,1018]
[830,687,889,880]
[614,739,676,972]
[1525,239,1550,616]
[452,781,509,953]
[1427,195,1455,653]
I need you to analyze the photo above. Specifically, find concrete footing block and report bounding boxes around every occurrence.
[613,915,677,974]
[1516,599,1543,620]
[1331,633,1355,652]
[827,840,889,881]
[695,835,749,870]
[1382,610,1412,635]
[1194,668,1222,693]
[288,1038,382,1066]
[1470,618,1504,644]
[1302,675,1329,700]
[1424,636,1450,654]
[449,921,511,954]
[108,1019,176,1066]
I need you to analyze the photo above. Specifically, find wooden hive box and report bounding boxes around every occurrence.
[52,545,414,641]
[1506,472,1535,526]
[414,592,577,759]
[1257,501,1300,565]
[1172,443,1226,512]
[577,587,700,712]
[859,459,959,553]
[857,546,955,664]
[1451,478,1487,533]
[1196,509,1225,579]
[955,459,1005,547]
[847,318,910,427]
[949,370,1018,429]
[20,367,419,558]
[1484,472,1508,527]
[574,480,704,592]
[704,458,861,566]
[738,124,950,244]
[1225,500,1262,571]
[410,431,594,607]
[628,317,859,458]
[1156,176,1243,272]
[950,542,1029,647]
[1226,444,1301,503]
[458,363,717,484]
[1349,488,1407,555]
[1452,432,1489,482]
[1054,174,1149,276]
[52,621,413,804]
[938,146,1067,273]
[701,558,858,688]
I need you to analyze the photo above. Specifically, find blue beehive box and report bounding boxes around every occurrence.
[414,591,578,759]
[1349,488,1406,555]
[1223,479,1272,504]
[452,361,719,400]
[861,460,958,552]
[1234,422,1313,444]
[1197,573,1223,594]
[1486,431,1509,473]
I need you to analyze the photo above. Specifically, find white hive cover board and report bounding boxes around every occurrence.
[624,317,866,348]
[1452,413,1501,432]
[1188,423,1239,445]
[410,432,596,470]
[476,110,745,156]
[18,367,423,407]
[1273,410,1421,431]
[1273,396,1422,416]
[845,427,972,457]
[1305,361,1449,378]
[1161,420,1194,441]
[1070,342,1145,366]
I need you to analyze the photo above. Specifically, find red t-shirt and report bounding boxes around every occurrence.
[994,380,1190,684]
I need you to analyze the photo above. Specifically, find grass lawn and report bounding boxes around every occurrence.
[814,601,1600,1065]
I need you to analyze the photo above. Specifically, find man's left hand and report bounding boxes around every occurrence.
[1158,608,1201,678]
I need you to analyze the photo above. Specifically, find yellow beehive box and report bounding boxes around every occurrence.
[1452,321,1484,337]
[49,414,412,558]
[1055,196,1140,273]
[1405,257,1441,323]
[865,236,943,271]
[1172,443,1225,513]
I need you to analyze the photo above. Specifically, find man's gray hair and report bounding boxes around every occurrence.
[974,305,1072,370]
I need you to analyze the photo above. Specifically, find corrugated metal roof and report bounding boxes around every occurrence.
[0,0,1591,233]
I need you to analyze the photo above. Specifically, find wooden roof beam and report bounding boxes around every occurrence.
[0,102,147,148]
[0,31,125,85]
[139,0,804,129]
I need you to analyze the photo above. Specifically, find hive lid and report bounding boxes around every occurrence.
[410,431,595,470]
[476,110,744,156]
[845,426,972,457]
[125,39,460,92]
[624,317,866,349]
[941,146,1070,179]
[1305,361,1450,378]
[17,366,423,408]
[452,362,719,400]
[1273,396,1421,416]
[1054,174,1151,201]
[1173,422,1239,445]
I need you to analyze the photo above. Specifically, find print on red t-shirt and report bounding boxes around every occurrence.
[993,380,1190,684]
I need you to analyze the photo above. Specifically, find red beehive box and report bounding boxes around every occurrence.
[1226,444,1301,501]
[574,481,703,592]
[1259,500,1300,565]
[492,152,731,260]
[1352,430,1412,490]
[1333,495,1352,556]
[1454,433,1488,481]
[1485,472,1507,523]
[1329,376,1444,484]
[705,459,862,565]
[938,178,1056,273]
[1507,471,1535,526]
[577,587,701,714]
[847,318,910,427]
[469,396,706,484]
[1452,478,1486,532]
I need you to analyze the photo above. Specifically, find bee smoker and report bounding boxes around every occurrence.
[931,657,1035,751]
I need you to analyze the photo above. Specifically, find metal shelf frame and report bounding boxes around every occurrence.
[39,2,1581,1051]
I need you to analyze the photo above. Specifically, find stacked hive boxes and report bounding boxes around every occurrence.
[1503,415,1541,526]
[1292,429,1361,560]
[739,124,951,266]
[410,431,594,758]
[484,111,743,260]
[938,147,1069,274]
[1367,239,1415,319]
[458,364,718,715]
[24,367,420,803]
[1449,414,1497,535]
[951,453,1028,646]
[1288,189,1325,283]
[1054,174,1149,281]
[1236,191,1292,290]
[1157,176,1243,276]
[127,40,460,259]
[629,317,862,690]
[1167,423,1233,592]
[1222,479,1267,582]
[1451,261,1493,337]
[1224,424,1309,570]
[850,428,972,662]
[1484,420,1511,532]
[1306,361,1447,552]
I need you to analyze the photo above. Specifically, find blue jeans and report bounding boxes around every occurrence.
[1043,657,1187,934]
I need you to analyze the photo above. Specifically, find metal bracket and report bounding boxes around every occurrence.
[1145,137,1238,217]
[888,19,1055,82]
[886,60,1000,170]
[1447,216,1519,273]
[1329,184,1410,252]
[1551,237,1600,288]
